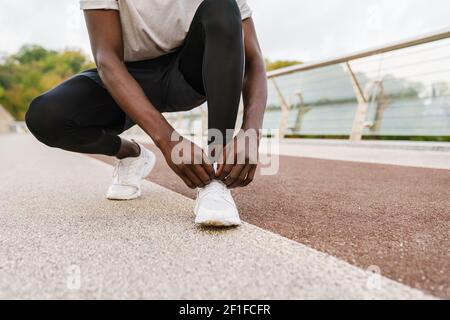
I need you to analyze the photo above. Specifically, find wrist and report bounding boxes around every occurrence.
[242,109,263,131]
[152,128,176,152]
[242,121,262,136]
[240,125,263,145]
[242,120,261,130]
[153,135,169,151]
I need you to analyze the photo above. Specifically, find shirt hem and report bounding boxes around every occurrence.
[80,0,119,10]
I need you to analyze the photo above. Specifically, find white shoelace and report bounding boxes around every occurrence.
[199,181,232,204]
[113,159,140,186]
[112,161,122,179]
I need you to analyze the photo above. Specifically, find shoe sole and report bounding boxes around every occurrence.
[194,203,241,227]
[106,151,156,201]
[106,189,142,201]
[195,219,241,227]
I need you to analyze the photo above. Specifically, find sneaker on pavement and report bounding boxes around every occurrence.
[106,144,156,200]
[194,180,241,227]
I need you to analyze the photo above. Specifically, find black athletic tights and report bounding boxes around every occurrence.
[26,0,244,156]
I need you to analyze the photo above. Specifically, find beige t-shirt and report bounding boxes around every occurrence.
[80,0,252,62]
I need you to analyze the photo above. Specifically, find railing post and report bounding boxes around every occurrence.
[200,105,208,137]
[186,110,195,134]
[271,78,290,138]
[291,92,310,134]
[369,81,390,134]
[346,62,369,141]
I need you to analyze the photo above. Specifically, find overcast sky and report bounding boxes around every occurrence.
[1,0,449,62]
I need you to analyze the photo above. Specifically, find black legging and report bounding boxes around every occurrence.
[26,0,244,156]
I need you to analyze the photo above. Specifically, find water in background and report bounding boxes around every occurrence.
[167,38,450,137]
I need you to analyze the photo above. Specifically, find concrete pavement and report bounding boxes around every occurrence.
[272,141,450,170]
[95,140,450,299]
[0,134,435,299]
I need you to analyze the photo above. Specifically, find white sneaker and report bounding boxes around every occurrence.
[194,180,241,227]
[106,144,156,200]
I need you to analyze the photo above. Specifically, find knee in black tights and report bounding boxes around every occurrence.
[198,0,242,38]
[26,93,71,148]
[26,75,125,156]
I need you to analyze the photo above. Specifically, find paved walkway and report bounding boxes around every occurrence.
[273,141,450,170]
[102,134,450,299]
[0,134,435,299]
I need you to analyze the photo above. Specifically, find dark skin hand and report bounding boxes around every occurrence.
[216,19,268,188]
[84,10,267,189]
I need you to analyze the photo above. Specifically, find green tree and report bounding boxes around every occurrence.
[0,45,95,120]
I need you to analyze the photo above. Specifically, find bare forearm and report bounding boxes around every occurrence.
[242,58,267,131]
[98,59,174,148]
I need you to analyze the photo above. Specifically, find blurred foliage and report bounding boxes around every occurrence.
[265,59,302,71]
[1,46,303,120]
[0,45,95,120]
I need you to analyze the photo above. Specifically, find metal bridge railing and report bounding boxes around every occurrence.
[266,28,450,140]
[11,30,450,141]
[166,28,450,140]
